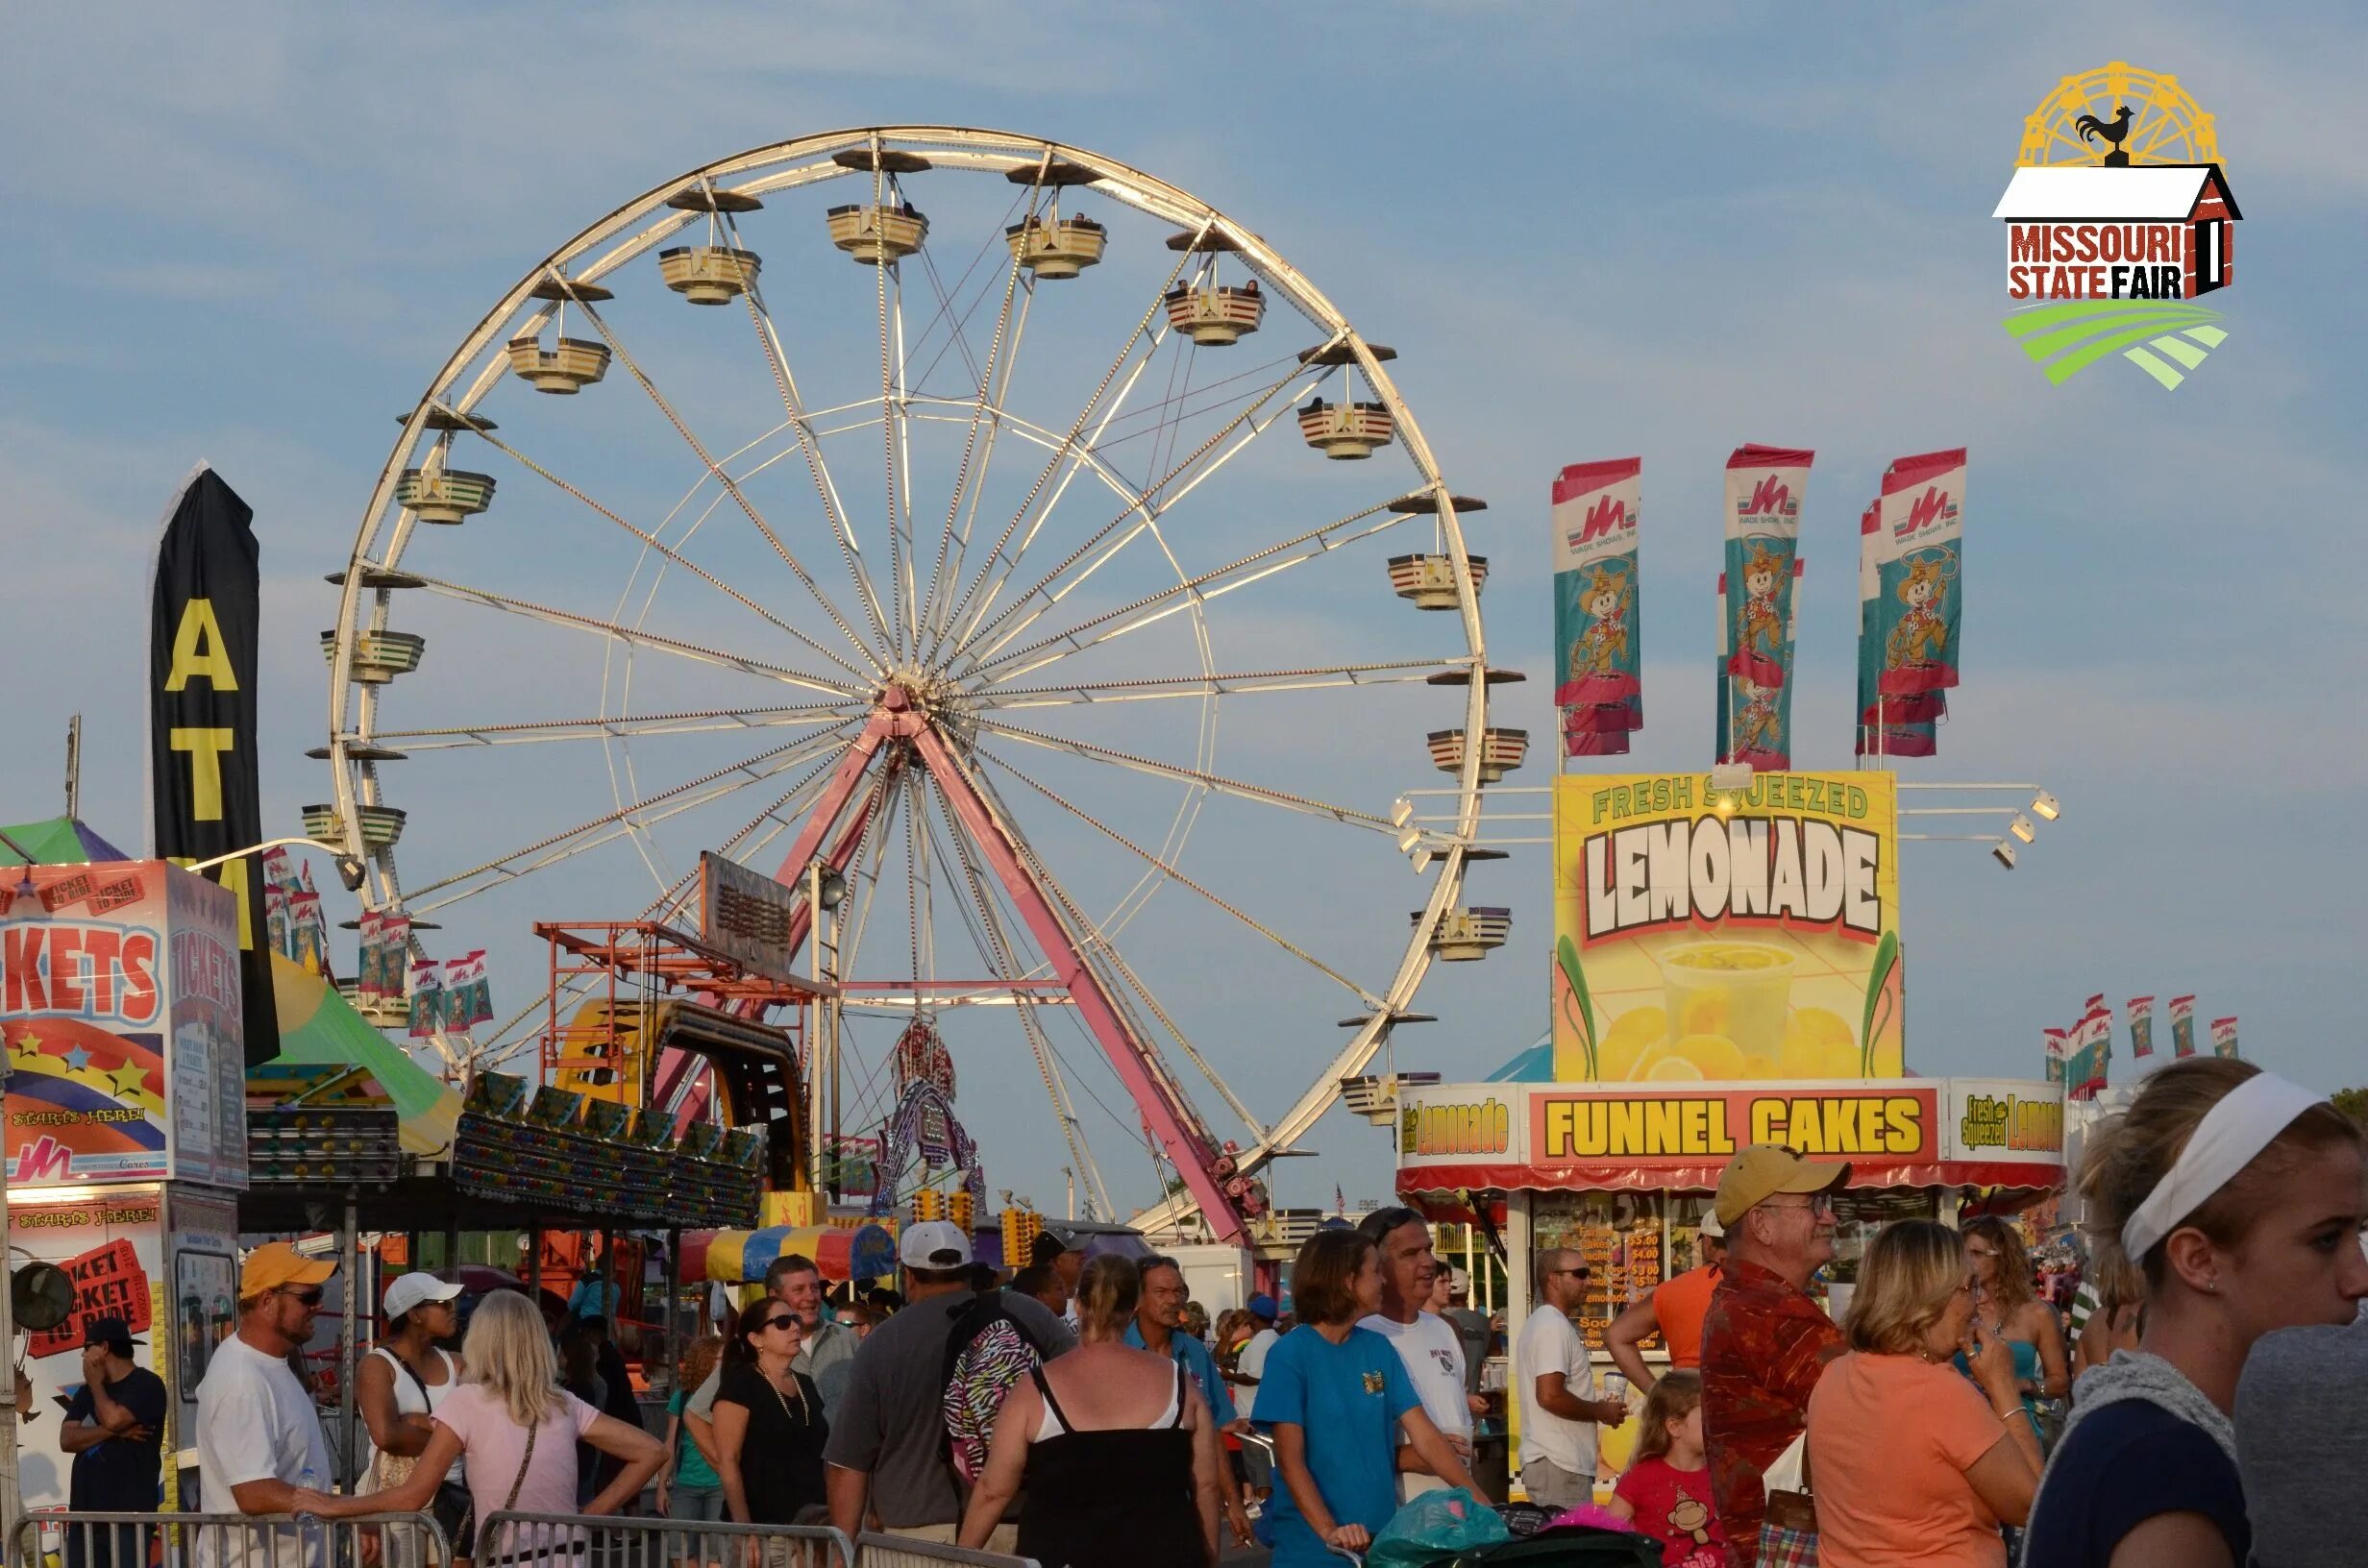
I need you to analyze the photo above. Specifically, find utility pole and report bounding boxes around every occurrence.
[64,715,82,821]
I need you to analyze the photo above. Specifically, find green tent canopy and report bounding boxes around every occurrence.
[0,816,131,865]
[268,953,460,1156]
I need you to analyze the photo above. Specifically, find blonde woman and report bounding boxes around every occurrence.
[2024,1060,2366,1568]
[1807,1220,2044,1567]
[299,1290,662,1560]
[960,1255,1222,1568]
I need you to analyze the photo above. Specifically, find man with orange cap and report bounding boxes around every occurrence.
[195,1241,339,1546]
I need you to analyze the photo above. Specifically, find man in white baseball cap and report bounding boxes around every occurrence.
[826,1218,1073,1549]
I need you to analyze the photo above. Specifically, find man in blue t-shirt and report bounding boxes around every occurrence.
[1126,1257,1253,1547]
[60,1317,168,1568]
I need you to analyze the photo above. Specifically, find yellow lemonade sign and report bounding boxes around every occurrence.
[1552,772,1905,1083]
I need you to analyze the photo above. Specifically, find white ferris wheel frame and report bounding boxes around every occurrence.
[323,126,1498,1243]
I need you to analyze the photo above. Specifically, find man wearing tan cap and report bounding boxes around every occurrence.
[195,1241,339,1559]
[1697,1145,1849,1568]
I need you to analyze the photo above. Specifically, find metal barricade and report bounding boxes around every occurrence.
[474,1511,853,1568]
[10,1511,450,1568]
[852,1531,1038,1568]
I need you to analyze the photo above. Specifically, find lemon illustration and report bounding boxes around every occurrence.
[1597,1007,1667,1081]
[1781,1020,1861,1080]
[1645,1053,1706,1081]
[1677,992,1729,1038]
[1792,1007,1853,1048]
[1740,1053,1780,1079]
[1864,1034,1904,1078]
[1668,1032,1745,1080]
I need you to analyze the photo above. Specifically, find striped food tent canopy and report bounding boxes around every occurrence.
[697,1223,899,1284]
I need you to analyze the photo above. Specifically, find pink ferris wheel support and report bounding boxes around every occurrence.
[731,687,1250,1247]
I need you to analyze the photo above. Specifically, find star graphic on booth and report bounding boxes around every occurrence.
[108,1065,150,1097]
[10,1028,43,1063]
[62,1043,93,1072]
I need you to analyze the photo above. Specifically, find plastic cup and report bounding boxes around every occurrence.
[1656,941,1797,1062]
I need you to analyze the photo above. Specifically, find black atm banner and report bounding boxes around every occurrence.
[148,465,276,1066]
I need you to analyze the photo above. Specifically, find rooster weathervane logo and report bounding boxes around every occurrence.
[1991,63,2239,389]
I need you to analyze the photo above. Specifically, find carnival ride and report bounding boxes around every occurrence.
[319,128,1515,1247]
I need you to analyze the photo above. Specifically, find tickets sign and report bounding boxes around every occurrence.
[1552,772,1905,1085]
[2,860,247,1188]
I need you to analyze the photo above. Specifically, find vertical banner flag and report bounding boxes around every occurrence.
[1857,498,1943,757]
[2064,1003,2110,1099]
[147,465,276,1066]
[2043,1026,2069,1084]
[2210,1016,2240,1058]
[407,959,445,1042]
[1871,449,1967,701]
[2129,995,2157,1058]
[1552,459,1644,756]
[1721,446,1812,769]
[2169,994,2198,1057]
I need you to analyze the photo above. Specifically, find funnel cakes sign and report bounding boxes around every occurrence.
[1551,772,1903,1087]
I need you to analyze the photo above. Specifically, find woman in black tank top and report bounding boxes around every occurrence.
[960,1258,1221,1568]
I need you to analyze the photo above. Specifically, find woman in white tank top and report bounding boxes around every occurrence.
[359,1273,468,1564]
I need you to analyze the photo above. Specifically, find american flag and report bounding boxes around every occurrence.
[1334,1184,1346,1214]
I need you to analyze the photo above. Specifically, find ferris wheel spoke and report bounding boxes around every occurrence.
[725,222,898,660]
[971,658,1466,711]
[916,201,1035,663]
[370,701,865,751]
[972,762,1262,1143]
[933,228,1206,661]
[636,747,863,924]
[976,747,1382,1007]
[401,723,859,913]
[406,573,868,701]
[926,780,1114,1214]
[970,501,1412,687]
[452,420,876,682]
[951,357,1323,672]
[564,293,887,674]
[972,718,1393,832]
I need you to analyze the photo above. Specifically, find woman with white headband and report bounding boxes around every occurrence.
[2024,1058,2367,1568]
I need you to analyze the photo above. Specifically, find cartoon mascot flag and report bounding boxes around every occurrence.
[1552,459,1643,756]
[1719,445,1811,770]
[1871,449,1967,700]
[1858,497,1943,757]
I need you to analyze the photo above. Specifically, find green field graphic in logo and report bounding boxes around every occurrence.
[2001,300,2229,390]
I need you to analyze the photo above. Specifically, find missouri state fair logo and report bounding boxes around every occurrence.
[1991,62,2239,390]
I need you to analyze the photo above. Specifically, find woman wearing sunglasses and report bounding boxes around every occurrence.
[714,1301,830,1550]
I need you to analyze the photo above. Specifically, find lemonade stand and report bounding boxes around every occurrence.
[1394,771,2067,1482]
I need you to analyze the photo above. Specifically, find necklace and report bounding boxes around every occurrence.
[761,1360,808,1423]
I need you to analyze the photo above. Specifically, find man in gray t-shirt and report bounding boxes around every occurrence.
[2235,1312,2368,1568]
[825,1223,1074,1545]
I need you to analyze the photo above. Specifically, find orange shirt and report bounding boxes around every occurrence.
[1805,1351,2010,1568]
[1654,1264,1721,1368]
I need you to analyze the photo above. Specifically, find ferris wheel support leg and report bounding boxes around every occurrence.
[908,712,1250,1248]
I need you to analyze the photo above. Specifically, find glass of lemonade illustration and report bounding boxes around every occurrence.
[1657,941,1797,1061]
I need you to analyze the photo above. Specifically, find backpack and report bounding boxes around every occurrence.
[940,1291,1054,1485]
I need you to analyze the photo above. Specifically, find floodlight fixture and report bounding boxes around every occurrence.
[2030,791,2060,821]
[2009,815,2036,844]
[1391,796,1415,828]
[1992,841,2018,870]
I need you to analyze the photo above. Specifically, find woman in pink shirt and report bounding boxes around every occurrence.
[304,1290,662,1562]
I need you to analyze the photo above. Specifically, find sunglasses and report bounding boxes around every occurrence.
[760,1315,802,1333]
[280,1286,327,1307]
[1550,1267,1592,1280]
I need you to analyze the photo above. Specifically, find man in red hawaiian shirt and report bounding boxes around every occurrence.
[1698,1144,1849,1568]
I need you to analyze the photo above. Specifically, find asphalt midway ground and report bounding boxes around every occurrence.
[1221,1545,1272,1568]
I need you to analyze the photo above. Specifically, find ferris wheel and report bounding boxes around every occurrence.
[2018,62,2220,168]
[320,128,1511,1244]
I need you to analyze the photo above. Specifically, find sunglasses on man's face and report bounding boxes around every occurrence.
[1551,1267,1592,1280]
[280,1286,326,1308]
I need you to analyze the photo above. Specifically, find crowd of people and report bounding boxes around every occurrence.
[109,1054,2358,1568]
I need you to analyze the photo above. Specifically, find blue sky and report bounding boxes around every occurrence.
[5,2,2364,1222]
